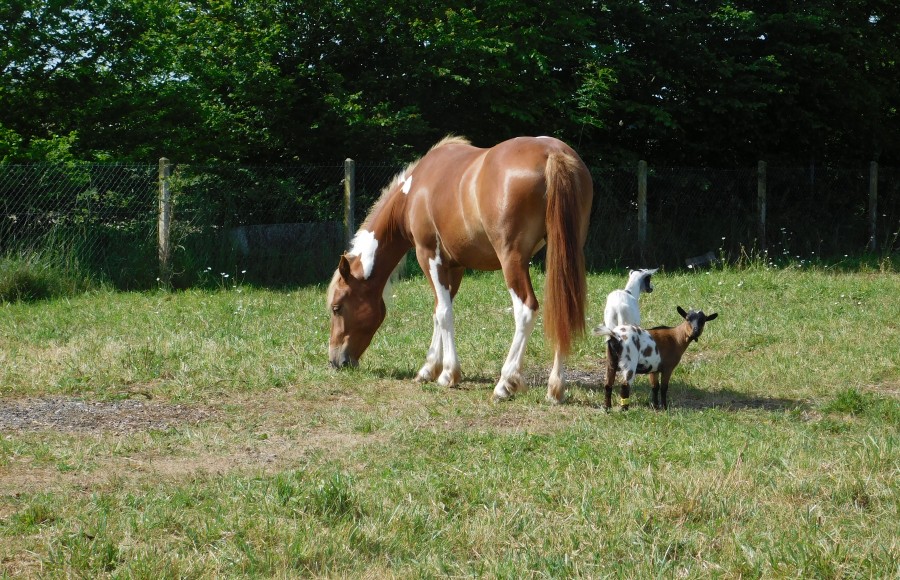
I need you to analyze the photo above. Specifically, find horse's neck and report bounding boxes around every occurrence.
[362,192,412,287]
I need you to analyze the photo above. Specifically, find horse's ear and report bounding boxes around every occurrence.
[677,306,687,319]
[338,254,353,281]
[706,312,718,321]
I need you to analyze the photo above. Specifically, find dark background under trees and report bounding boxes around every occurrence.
[2,0,897,167]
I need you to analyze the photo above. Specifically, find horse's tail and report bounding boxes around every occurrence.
[543,151,592,356]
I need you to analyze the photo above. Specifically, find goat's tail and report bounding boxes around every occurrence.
[593,325,624,362]
[591,325,613,338]
[543,151,592,356]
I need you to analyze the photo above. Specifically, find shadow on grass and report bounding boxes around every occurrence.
[369,365,805,412]
[368,367,497,386]
[529,367,805,412]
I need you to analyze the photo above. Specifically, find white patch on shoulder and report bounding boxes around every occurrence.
[401,175,413,194]
[348,229,378,279]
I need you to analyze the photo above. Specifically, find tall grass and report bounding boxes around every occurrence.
[0,250,95,302]
[0,263,898,577]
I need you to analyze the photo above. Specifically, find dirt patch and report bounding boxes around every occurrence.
[0,396,217,434]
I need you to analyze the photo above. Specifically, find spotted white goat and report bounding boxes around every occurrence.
[593,306,718,410]
[603,268,658,329]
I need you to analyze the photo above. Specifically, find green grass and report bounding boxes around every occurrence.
[1,264,898,577]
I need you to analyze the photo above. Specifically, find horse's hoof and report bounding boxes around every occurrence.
[437,368,461,387]
[493,375,523,401]
[492,386,512,402]
[545,394,566,405]
[547,384,566,405]
[415,365,436,383]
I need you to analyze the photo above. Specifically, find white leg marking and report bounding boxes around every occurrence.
[546,349,566,404]
[417,313,443,382]
[493,289,536,400]
[426,247,460,387]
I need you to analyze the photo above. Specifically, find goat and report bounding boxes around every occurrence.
[592,306,718,410]
[603,268,658,328]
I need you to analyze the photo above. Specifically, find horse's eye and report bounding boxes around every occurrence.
[331,304,341,314]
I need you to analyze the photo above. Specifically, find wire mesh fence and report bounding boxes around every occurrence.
[0,163,158,288]
[1,160,897,291]
[166,163,347,287]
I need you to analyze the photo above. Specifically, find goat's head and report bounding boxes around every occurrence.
[628,268,659,294]
[677,306,718,342]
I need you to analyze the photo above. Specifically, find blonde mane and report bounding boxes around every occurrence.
[360,135,471,230]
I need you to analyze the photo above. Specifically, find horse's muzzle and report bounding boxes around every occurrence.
[329,348,359,369]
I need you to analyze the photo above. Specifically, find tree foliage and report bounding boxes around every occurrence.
[1,0,897,165]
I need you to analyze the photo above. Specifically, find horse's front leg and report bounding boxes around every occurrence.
[415,311,443,383]
[416,246,463,387]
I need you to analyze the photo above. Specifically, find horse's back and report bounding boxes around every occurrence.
[407,136,589,270]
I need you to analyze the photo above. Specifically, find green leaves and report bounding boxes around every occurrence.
[0,1,896,165]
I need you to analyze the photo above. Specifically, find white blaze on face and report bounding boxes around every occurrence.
[348,229,378,279]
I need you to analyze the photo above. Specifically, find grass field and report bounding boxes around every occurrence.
[1,262,898,578]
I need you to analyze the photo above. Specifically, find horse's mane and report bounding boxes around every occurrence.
[429,134,471,151]
[360,135,471,230]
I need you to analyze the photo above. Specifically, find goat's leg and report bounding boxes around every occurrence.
[660,369,674,410]
[603,347,616,411]
[649,372,661,410]
[621,370,634,411]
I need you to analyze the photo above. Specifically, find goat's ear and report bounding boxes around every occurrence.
[706,312,718,321]
[677,305,688,319]
[338,254,353,281]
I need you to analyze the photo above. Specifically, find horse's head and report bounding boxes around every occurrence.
[327,254,387,368]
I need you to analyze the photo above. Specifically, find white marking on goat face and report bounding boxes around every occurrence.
[401,175,413,194]
[348,229,378,279]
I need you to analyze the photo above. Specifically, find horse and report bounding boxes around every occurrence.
[327,136,593,403]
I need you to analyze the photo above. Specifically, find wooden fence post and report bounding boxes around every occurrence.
[344,158,356,249]
[757,160,767,254]
[158,157,172,287]
[867,161,878,252]
[637,160,648,255]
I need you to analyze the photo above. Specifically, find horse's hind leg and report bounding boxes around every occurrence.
[493,258,538,401]
[547,349,567,404]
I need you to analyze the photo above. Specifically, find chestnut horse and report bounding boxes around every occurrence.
[327,136,593,403]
